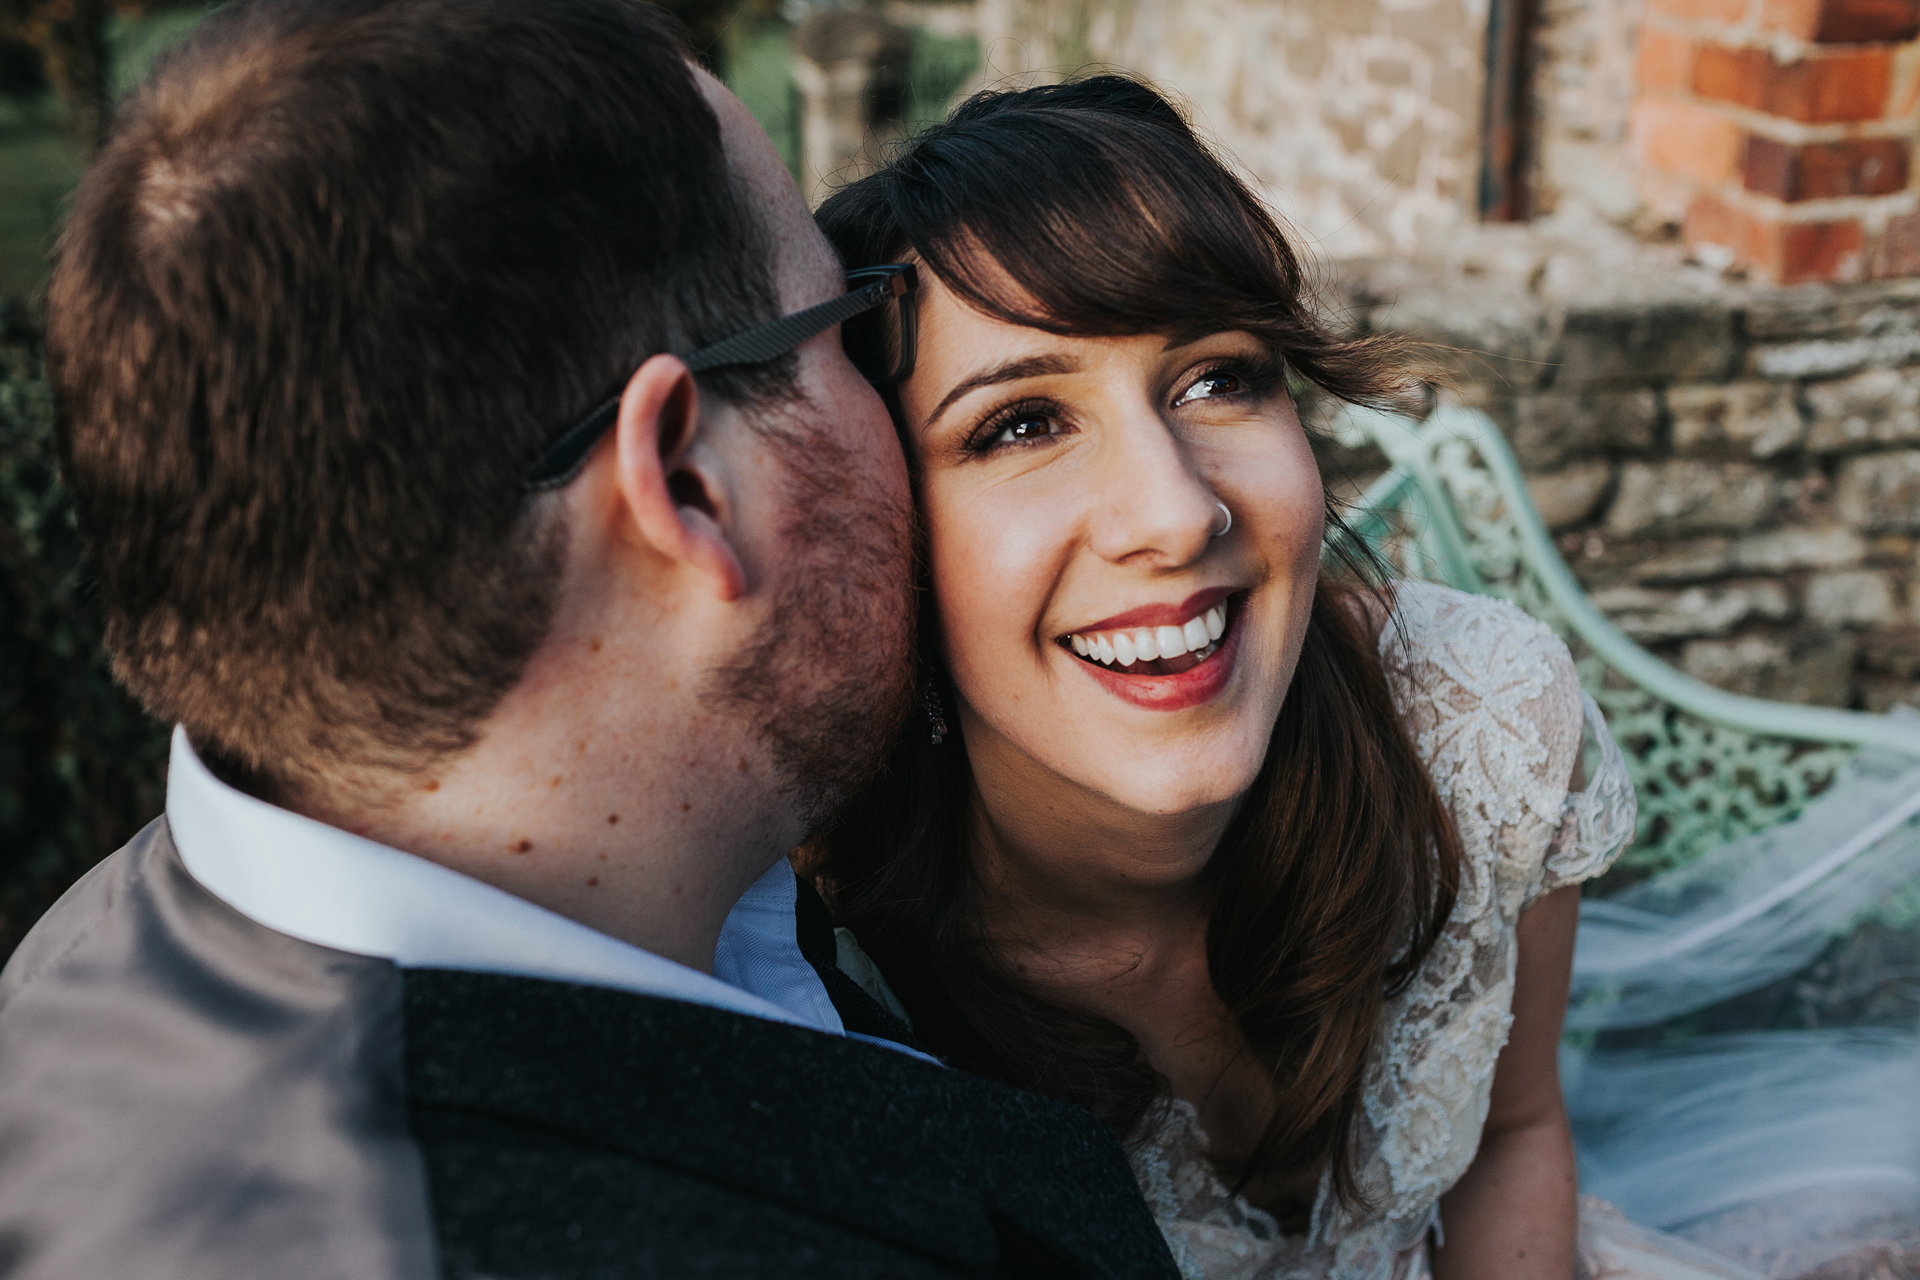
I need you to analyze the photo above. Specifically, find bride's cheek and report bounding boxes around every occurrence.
[926,492,1061,722]
[923,490,1014,674]
[1248,448,1325,576]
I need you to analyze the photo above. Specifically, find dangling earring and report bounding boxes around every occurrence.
[923,677,949,746]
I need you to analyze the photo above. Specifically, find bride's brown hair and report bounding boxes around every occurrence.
[809,75,1462,1217]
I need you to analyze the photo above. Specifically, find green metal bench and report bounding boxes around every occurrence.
[1325,401,1920,877]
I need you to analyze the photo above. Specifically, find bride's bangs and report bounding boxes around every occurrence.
[891,112,1297,347]
[818,76,1416,415]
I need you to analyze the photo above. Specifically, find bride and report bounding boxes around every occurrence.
[805,76,1919,1280]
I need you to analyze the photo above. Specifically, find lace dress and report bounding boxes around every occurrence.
[839,580,1920,1279]
[1128,582,1757,1280]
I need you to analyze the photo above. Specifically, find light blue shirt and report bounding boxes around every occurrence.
[164,726,927,1059]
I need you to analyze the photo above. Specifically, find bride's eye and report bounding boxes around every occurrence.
[1000,414,1053,442]
[969,402,1063,453]
[1173,366,1248,407]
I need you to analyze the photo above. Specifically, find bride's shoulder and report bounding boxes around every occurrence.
[1372,580,1586,809]
[1377,578,1555,649]
[1359,583,1638,916]
[1373,580,1577,702]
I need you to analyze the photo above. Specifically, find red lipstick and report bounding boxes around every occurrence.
[1069,585,1236,637]
[1067,595,1245,712]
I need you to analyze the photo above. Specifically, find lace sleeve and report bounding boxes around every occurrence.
[1533,693,1637,904]
[1380,582,1590,924]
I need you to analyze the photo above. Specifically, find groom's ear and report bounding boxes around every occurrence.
[609,354,748,601]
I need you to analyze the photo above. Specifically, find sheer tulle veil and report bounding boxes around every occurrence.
[1565,709,1920,1276]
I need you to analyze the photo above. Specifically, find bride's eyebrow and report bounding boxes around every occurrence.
[925,354,1078,428]
[1163,326,1258,351]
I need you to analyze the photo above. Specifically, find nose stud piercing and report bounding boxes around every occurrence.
[1211,501,1232,538]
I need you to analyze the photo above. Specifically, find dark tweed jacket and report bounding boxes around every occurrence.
[0,820,1178,1280]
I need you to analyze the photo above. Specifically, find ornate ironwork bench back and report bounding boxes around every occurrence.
[1328,402,1920,877]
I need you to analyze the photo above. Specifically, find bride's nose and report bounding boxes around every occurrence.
[1086,412,1220,568]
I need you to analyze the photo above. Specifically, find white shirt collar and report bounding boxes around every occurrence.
[163,725,842,1035]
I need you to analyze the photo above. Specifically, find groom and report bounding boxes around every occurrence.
[0,2,1176,1277]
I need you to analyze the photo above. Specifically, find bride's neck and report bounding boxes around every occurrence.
[959,712,1278,1165]
[963,727,1236,979]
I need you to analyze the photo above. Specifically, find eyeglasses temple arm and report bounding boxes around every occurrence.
[522,277,898,491]
[685,279,890,373]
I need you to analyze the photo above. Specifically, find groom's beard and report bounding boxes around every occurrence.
[706,414,916,832]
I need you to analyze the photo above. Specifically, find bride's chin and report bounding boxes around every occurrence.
[1079,751,1266,818]
[1037,692,1276,813]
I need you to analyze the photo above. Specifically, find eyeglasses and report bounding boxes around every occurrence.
[523,263,919,490]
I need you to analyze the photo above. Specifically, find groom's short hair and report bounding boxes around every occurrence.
[50,0,794,795]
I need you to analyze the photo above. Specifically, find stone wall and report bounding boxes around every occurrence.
[970,0,1489,257]
[1530,0,1649,228]
[1336,245,1920,710]
[963,0,1672,250]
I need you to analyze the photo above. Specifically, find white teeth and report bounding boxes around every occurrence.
[1066,600,1232,668]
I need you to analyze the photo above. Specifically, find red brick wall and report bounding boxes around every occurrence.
[1634,0,1920,282]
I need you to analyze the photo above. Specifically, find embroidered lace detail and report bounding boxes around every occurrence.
[1133,582,1638,1279]
[1539,695,1637,905]
[1130,1096,1337,1280]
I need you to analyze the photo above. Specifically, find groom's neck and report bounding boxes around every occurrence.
[300,675,799,975]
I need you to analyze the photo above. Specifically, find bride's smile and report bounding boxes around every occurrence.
[896,268,1325,815]
[1058,586,1240,713]
[1062,588,1229,671]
